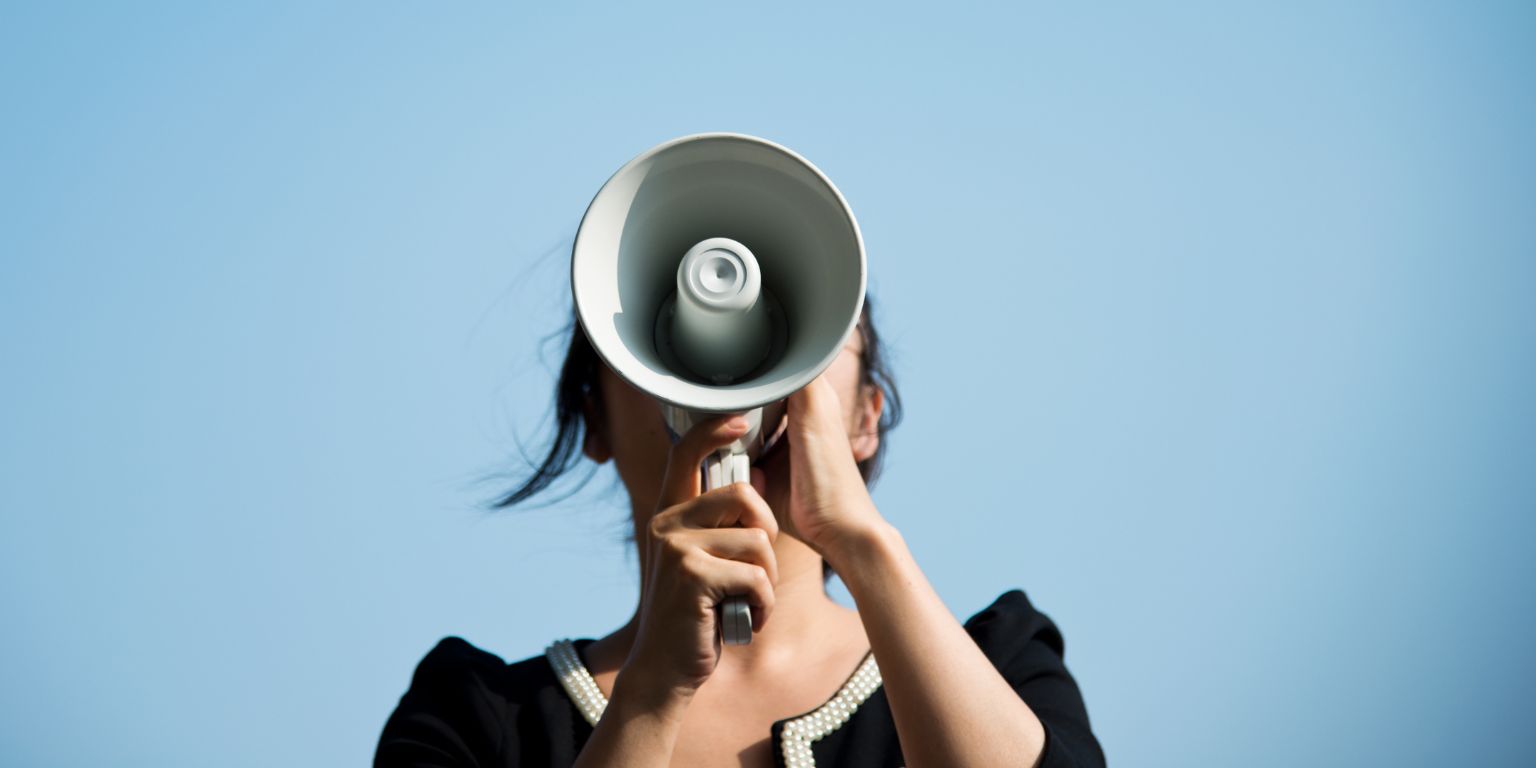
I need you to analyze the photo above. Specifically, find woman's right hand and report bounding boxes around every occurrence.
[619,414,780,698]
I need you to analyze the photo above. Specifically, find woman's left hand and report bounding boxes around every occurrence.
[776,374,888,562]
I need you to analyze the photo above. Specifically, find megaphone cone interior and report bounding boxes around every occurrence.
[572,133,866,413]
[670,236,775,384]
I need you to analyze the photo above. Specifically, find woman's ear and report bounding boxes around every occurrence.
[581,394,612,463]
[850,384,884,462]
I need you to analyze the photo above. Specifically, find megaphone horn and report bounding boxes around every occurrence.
[571,132,867,646]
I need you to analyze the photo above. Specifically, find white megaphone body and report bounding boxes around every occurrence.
[570,132,866,646]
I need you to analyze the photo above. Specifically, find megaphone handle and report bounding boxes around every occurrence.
[703,449,754,646]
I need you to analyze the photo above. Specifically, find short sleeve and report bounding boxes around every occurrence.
[963,590,1105,768]
[374,637,513,768]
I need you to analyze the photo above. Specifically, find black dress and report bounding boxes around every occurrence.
[375,589,1104,767]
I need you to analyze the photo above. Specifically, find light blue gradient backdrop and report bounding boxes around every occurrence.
[2,3,1532,766]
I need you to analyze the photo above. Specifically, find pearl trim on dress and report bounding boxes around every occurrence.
[545,639,608,726]
[543,638,884,768]
[778,651,883,768]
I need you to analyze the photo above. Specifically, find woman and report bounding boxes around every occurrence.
[376,306,1104,767]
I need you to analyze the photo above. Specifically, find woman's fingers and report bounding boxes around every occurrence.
[787,375,861,476]
[648,480,781,638]
[666,483,779,541]
[675,526,780,586]
[685,554,776,632]
[658,415,750,508]
[788,374,847,439]
[647,413,784,641]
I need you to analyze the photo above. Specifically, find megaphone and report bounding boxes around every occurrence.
[570,132,866,646]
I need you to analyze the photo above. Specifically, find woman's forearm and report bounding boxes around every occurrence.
[571,671,692,768]
[829,523,1048,768]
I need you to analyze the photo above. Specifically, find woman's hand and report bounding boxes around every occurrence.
[620,414,780,697]
[782,375,889,564]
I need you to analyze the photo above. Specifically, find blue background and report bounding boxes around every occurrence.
[3,3,1533,766]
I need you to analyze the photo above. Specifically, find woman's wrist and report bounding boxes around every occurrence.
[574,668,694,768]
[603,665,695,734]
[610,664,696,719]
[819,517,905,581]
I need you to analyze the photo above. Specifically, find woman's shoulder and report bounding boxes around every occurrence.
[375,636,585,767]
[958,589,1104,768]
[408,635,560,697]
[391,635,580,719]
[960,588,1067,661]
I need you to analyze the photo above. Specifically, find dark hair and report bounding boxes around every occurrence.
[489,299,903,578]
